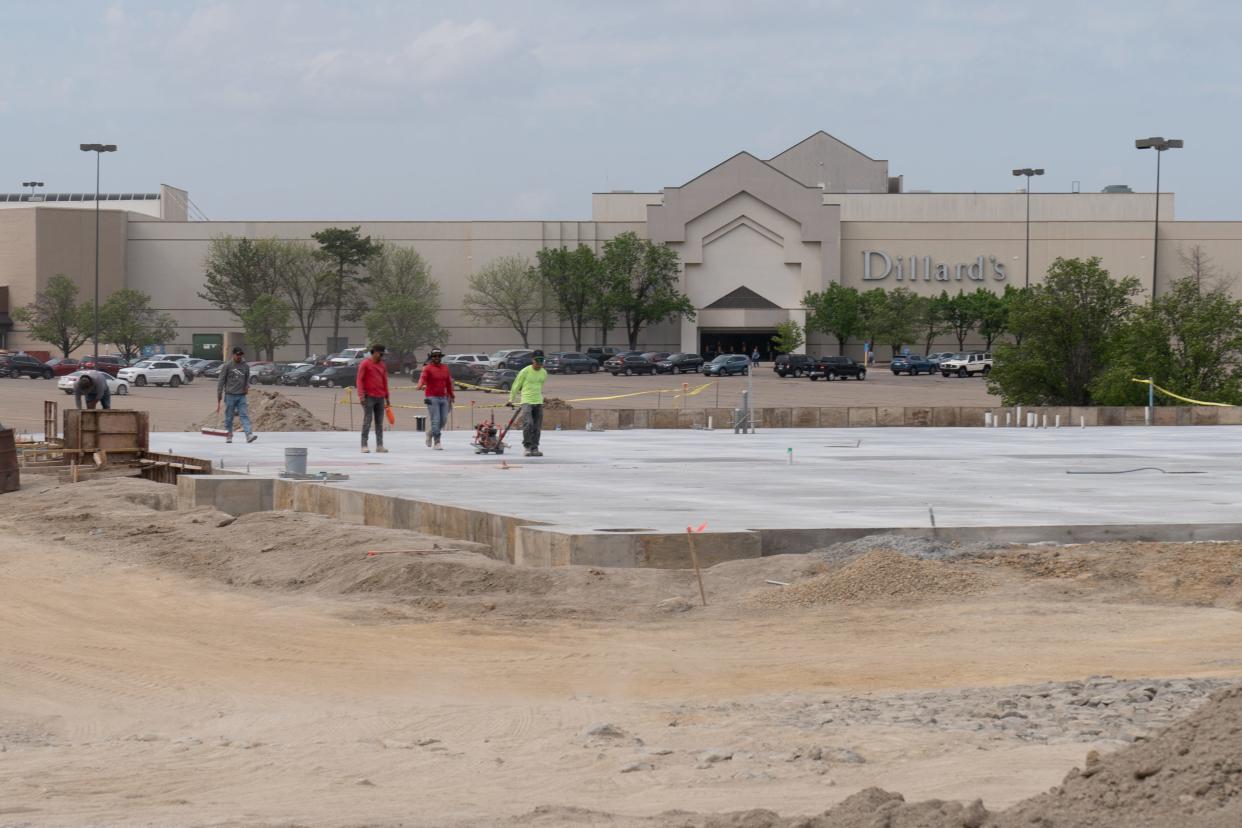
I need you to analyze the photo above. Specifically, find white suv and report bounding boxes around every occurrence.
[939,352,993,378]
[329,348,369,366]
[118,359,187,387]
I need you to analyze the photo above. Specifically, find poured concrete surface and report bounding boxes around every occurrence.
[165,426,1242,565]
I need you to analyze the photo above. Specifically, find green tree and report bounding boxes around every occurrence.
[463,255,545,348]
[969,288,1009,350]
[241,295,291,361]
[12,274,94,357]
[363,244,447,363]
[537,244,600,351]
[856,288,888,354]
[600,232,694,350]
[939,290,980,351]
[312,226,382,348]
[803,282,862,355]
[100,289,177,360]
[913,294,946,355]
[271,240,333,358]
[771,320,805,354]
[199,236,280,319]
[987,257,1141,406]
[1094,277,1242,406]
[878,287,920,357]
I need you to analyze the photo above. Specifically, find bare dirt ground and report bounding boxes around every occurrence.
[0,366,998,435]
[2,476,1240,826]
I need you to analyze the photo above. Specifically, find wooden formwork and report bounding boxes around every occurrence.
[62,409,149,463]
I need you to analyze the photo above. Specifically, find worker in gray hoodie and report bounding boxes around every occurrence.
[74,370,112,410]
[216,347,258,444]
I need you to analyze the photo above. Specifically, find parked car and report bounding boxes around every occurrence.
[604,354,657,376]
[773,353,814,378]
[192,359,223,376]
[890,354,935,375]
[281,364,319,386]
[585,346,625,364]
[45,357,82,377]
[117,359,187,387]
[927,352,956,368]
[308,365,356,388]
[502,350,536,371]
[448,360,487,387]
[654,353,704,374]
[0,353,53,379]
[57,369,129,396]
[545,352,599,374]
[201,362,227,378]
[328,347,369,366]
[251,362,291,385]
[703,354,752,377]
[940,352,993,378]
[641,352,671,365]
[479,368,519,391]
[487,349,526,369]
[444,353,489,365]
[78,354,126,376]
[807,355,866,381]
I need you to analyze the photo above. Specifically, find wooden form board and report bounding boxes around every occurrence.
[62,410,149,461]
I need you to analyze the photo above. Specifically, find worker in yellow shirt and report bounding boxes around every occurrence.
[507,350,549,457]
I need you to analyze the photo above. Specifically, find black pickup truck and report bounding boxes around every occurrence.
[807,355,866,381]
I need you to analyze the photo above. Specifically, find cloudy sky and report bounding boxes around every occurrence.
[4,1,1239,220]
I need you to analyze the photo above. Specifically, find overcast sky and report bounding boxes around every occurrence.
[4,1,1239,221]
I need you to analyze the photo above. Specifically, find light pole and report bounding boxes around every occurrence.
[1135,137,1183,297]
[79,144,117,361]
[1012,168,1044,287]
[22,181,44,200]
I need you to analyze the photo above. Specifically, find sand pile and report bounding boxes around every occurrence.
[543,397,574,410]
[188,389,338,432]
[756,549,992,607]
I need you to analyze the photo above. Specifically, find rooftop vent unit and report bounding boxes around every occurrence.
[1101,184,1134,194]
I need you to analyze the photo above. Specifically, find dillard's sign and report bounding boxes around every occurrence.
[861,250,1007,282]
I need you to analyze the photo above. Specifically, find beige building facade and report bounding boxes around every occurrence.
[2,133,1239,360]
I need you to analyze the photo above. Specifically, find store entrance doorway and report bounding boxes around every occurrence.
[699,329,777,361]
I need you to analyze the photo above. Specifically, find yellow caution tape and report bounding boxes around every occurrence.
[343,378,718,407]
[1130,378,1232,407]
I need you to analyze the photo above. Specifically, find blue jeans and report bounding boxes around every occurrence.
[223,393,252,436]
[426,396,451,441]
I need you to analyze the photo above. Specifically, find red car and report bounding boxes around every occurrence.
[78,355,126,376]
[44,357,82,376]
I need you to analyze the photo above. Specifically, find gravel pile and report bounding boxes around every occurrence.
[755,549,992,607]
[808,533,1008,566]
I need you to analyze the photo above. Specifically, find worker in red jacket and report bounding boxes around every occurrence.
[355,344,390,453]
[416,347,454,449]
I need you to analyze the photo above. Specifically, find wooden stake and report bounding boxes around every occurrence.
[686,527,708,607]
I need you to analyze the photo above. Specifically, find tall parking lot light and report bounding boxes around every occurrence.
[22,180,44,199]
[1135,137,1183,297]
[79,143,117,361]
[1012,168,1044,288]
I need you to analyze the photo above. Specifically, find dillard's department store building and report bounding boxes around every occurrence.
[2,132,1241,362]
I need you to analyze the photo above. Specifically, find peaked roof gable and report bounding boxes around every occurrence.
[704,286,782,310]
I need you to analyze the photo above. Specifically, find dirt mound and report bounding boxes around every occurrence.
[188,389,338,432]
[975,541,1242,609]
[543,397,574,410]
[755,549,993,607]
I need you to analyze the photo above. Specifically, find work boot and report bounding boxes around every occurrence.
[225,435,233,444]
[425,432,432,447]
[246,434,258,444]
[433,440,443,451]
[361,446,370,454]
[376,446,389,453]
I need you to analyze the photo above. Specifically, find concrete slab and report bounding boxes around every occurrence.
[164,426,1242,567]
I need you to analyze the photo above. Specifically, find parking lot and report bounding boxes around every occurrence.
[0,362,1001,434]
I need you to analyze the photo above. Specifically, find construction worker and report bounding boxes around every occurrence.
[356,343,390,454]
[217,347,258,444]
[74,370,112,410]
[507,350,548,457]
[416,348,453,450]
